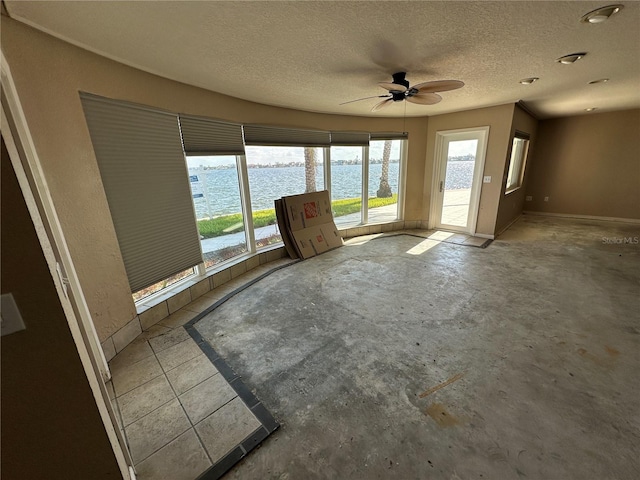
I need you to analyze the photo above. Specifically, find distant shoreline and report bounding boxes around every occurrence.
[190,159,402,170]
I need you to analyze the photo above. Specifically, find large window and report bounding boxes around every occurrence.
[506,133,530,193]
[186,155,247,268]
[330,146,364,227]
[245,146,325,247]
[330,140,403,227]
[368,139,401,223]
[80,101,408,302]
[132,137,404,302]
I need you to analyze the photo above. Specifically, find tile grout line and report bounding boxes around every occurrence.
[118,260,292,478]
[157,335,216,467]
[127,339,196,466]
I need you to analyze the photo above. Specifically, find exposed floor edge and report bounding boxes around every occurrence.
[187,324,279,480]
[372,231,493,248]
[181,262,298,480]
[180,232,490,479]
[184,259,300,330]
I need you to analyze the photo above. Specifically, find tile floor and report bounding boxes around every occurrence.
[107,258,293,480]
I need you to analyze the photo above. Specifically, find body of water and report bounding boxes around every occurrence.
[189,160,474,220]
[445,160,475,190]
[190,163,400,219]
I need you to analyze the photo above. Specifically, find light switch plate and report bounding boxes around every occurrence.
[525,196,533,201]
[483,176,491,183]
[1,293,26,336]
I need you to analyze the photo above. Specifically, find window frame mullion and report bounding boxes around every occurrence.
[236,154,256,253]
[362,146,369,225]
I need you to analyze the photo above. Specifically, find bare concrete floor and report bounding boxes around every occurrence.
[195,215,640,480]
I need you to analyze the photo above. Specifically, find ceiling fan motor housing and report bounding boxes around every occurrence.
[391,72,410,89]
[391,72,414,101]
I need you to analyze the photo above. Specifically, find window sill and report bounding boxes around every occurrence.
[135,247,284,314]
[505,186,522,195]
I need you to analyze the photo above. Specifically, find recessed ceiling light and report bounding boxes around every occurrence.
[585,107,597,112]
[556,53,587,64]
[588,78,610,84]
[519,77,539,85]
[581,4,624,24]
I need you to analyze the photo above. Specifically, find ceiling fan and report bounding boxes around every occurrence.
[341,72,464,112]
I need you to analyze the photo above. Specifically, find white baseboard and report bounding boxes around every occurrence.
[473,233,495,239]
[495,214,523,236]
[523,211,640,225]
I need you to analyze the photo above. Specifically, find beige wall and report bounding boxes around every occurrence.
[1,18,429,339]
[495,105,538,234]
[423,104,515,236]
[1,139,121,479]
[526,109,640,220]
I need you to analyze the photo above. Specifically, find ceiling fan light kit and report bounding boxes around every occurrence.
[352,72,465,112]
[519,77,539,85]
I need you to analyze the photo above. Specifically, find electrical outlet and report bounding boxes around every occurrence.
[525,196,533,201]
[483,176,491,183]
[544,196,549,202]
[1,293,26,336]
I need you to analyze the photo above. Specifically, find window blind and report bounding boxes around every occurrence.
[330,131,370,146]
[80,92,202,293]
[370,132,409,140]
[179,114,245,156]
[243,125,331,147]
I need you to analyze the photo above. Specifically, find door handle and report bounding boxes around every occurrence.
[439,181,443,193]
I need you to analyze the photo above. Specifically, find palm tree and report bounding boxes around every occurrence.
[377,140,393,198]
[304,147,317,193]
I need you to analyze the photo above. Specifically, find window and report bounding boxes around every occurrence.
[505,133,530,193]
[81,93,409,303]
[330,139,405,226]
[368,139,402,223]
[330,146,364,227]
[132,267,196,302]
[244,146,325,247]
[186,155,248,268]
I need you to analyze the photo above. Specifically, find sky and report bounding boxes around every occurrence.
[447,139,478,157]
[186,142,403,168]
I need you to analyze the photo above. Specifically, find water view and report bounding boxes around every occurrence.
[190,163,401,219]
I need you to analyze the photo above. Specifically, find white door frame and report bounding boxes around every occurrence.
[429,126,490,234]
[2,52,136,479]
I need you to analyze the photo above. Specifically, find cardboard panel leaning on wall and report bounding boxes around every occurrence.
[525,109,640,220]
[422,104,515,236]
[1,17,428,341]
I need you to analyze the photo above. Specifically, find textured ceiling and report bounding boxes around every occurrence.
[5,1,640,118]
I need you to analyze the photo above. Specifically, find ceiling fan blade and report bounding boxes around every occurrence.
[371,98,394,112]
[379,82,408,93]
[339,94,391,106]
[412,80,465,93]
[406,93,442,105]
